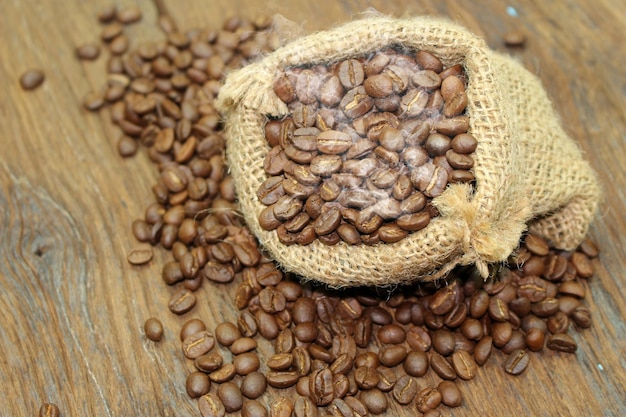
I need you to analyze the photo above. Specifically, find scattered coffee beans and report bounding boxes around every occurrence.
[83,7,600,417]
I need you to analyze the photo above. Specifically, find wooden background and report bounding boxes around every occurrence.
[1,0,624,416]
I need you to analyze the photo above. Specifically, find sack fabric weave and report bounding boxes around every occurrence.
[216,16,600,287]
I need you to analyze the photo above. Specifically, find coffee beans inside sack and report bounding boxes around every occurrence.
[258,48,477,248]
[217,16,601,287]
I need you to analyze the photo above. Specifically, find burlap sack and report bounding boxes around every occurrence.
[216,16,600,287]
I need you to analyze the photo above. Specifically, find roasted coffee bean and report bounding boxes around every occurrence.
[438,380,462,408]
[182,331,215,359]
[195,352,223,373]
[406,325,432,351]
[270,397,294,417]
[186,371,211,398]
[309,368,335,406]
[198,393,226,417]
[242,400,268,417]
[39,403,61,417]
[217,381,243,413]
[451,350,477,380]
[503,30,527,47]
[338,59,365,89]
[168,289,197,314]
[209,363,237,383]
[144,317,164,341]
[430,352,456,380]
[294,396,317,417]
[403,350,429,377]
[180,319,206,341]
[234,352,261,375]
[266,371,300,388]
[503,349,530,375]
[354,366,380,390]
[390,374,417,405]
[547,333,578,353]
[377,323,406,344]
[416,387,443,413]
[20,69,45,90]
[360,388,388,415]
[571,306,592,328]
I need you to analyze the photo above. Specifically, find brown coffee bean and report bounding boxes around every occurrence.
[451,350,477,380]
[266,371,300,388]
[340,86,374,119]
[76,43,101,60]
[319,75,344,107]
[338,59,365,89]
[358,388,387,415]
[354,366,380,389]
[570,252,594,278]
[402,350,428,377]
[237,372,266,400]
[438,380,463,407]
[416,50,444,73]
[195,352,223,373]
[209,363,237,383]
[180,318,206,341]
[117,5,142,23]
[295,69,321,104]
[144,317,164,342]
[198,393,225,417]
[309,368,334,406]
[187,371,211,398]
[406,325,432,351]
[364,73,394,98]
[474,336,494,367]
[168,289,197,314]
[241,400,268,417]
[416,387,443,413]
[503,30,527,47]
[38,403,61,417]
[547,333,578,353]
[182,331,215,359]
[503,349,530,375]
[270,397,294,417]
[234,352,261,376]
[273,74,297,103]
[317,130,352,154]
[217,381,243,413]
[20,69,45,90]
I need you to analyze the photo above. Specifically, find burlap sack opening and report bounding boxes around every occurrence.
[216,16,600,288]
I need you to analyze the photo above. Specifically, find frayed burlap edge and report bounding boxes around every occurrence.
[216,16,600,287]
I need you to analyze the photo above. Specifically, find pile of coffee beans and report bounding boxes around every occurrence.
[81,6,598,417]
[258,50,477,246]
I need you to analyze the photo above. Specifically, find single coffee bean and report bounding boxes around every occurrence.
[117,5,142,23]
[266,371,300,388]
[403,350,429,377]
[234,352,261,376]
[360,388,388,415]
[76,43,101,60]
[474,336,493,366]
[416,387,443,413]
[430,352,456,380]
[39,403,60,417]
[438,380,463,407]
[168,289,197,314]
[20,69,45,90]
[182,331,215,359]
[338,59,365,89]
[198,393,226,417]
[309,367,334,406]
[451,350,477,380]
[217,381,243,413]
[294,396,317,417]
[144,317,164,342]
[432,329,456,356]
[195,352,223,373]
[503,30,527,47]
[571,306,592,328]
[547,333,578,353]
[241,400,268,417]
[378,323,406,344]
[503,349,530,375]
[180,318,206,342]
[186,371,211,398]
[270,397,294,417]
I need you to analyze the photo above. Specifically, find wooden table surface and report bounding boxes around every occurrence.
[1,0,624,416]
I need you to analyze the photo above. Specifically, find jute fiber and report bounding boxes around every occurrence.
[216,16,600,287]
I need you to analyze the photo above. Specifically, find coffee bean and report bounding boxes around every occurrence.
[39,403,60,417]
[338,59,365,89]
[270,397,294,417]
[198,393,226,417]
[403,350,429,377]
[438,380,462,407]
[416,387,443,413]
[294,396,317,417]
[195,352,223,373]
[182,331,215,359]
[217,381,243,413]
[76,42,101,60]
[355,389,387,415]
[451,350,477,380]
[503,30,527,47]
[571,306,592,328]
[266,371,300,388]
[503,349,530,375]
[234,352,261,375]
[180,318,206,341]
[241,400,268,417]
[378,323,406,344]
[144,317,164,342]
[309,367,334,406]
[547,333,578,353]
[20,69,45,90]
[186,371,211,398]
[117,5,142,24]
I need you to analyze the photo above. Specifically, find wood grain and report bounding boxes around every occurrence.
[1,0,624,416]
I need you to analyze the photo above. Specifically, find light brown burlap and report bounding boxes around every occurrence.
[216,16,600,287]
